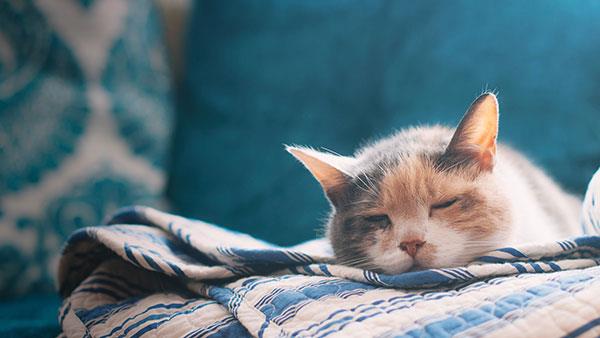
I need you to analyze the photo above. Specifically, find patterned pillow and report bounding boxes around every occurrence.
[0,0,172,297]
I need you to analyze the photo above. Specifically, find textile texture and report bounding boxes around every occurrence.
[0,0,172,297]
[57,169,600,337]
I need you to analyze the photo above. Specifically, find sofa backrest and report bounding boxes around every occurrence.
[168,1,600,246]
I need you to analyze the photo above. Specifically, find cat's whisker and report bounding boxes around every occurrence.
[378,165,391,182]
[354,180,379,199]
[339,260,370,267]
[354,168,381,197]
[463,243,495,246]
[334,251,371,264]
[460,242,499,249]
[342,257,371,266]
[320,147,343,157]
[362,173,379,193]
[355,263,382,272]
[336,258,372,268]
[359,175,379,196]
[346,199,377,207]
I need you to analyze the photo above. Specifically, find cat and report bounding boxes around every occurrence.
[287,93,582,274]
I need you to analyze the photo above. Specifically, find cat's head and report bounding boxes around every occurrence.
[288,93,511,273]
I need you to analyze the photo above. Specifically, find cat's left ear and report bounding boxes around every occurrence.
[286,146,355,206]
[444,92,499,172]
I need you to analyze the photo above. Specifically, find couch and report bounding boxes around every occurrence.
[1,1,598,337]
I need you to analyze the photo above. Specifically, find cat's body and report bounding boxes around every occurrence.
[288,93,581,274]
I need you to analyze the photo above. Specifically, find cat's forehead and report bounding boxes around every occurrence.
[381,156,469,198]
[351,152,478,212]
[352,125,453,172]
[351,125,483,186]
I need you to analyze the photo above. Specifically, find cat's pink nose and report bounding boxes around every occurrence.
[399,240,425,257]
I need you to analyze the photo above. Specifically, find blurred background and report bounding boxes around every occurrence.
[0,0,599,335]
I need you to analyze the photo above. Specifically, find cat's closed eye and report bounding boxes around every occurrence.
[364,214,391,228]
[431,198,459,210]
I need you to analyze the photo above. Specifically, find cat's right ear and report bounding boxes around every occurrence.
[443,92,499,172]
[286,146,355,206]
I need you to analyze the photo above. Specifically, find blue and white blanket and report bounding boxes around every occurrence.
[58,170,600,337]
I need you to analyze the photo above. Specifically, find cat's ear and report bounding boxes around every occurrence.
[444,92,499,172]
[286,146,355,206]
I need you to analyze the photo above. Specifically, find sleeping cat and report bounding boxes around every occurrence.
[287,93,581,274]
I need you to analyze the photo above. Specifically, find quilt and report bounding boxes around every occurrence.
[57,170,600,337]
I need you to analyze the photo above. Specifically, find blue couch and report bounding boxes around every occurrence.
[1,1,599,336]
[169,0,600,245]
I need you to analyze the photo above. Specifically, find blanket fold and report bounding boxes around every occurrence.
[57,169,600,337]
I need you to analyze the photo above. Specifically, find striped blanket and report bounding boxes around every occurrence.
[58,170,600,337]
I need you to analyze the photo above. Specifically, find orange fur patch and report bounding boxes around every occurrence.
[378,155,508,239]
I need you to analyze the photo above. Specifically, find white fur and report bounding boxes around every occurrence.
[367,218,481,273]
[494,148,582,244]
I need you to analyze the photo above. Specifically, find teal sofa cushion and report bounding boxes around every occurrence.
[170,0,600,246]
[0,0,172,296]
[0,294,61,338]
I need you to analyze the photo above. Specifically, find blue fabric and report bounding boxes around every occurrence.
[171,0,600,246]
[0,294,61,338]
[0,0,172,297]
[61,203,600,298]
[55,174,600,337]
